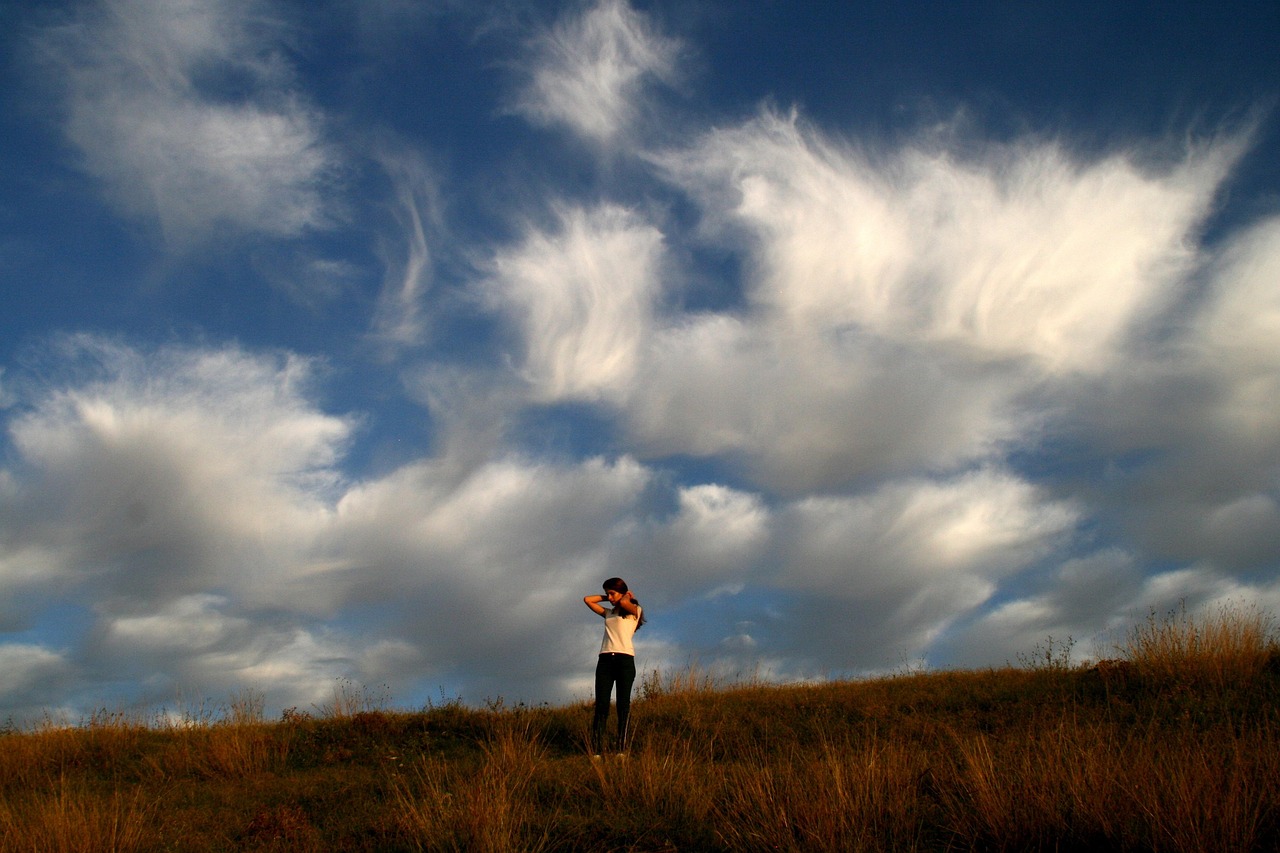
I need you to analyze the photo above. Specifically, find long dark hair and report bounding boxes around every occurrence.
[603,577,646,630]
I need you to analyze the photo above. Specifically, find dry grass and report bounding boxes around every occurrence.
[393,721,557,853]
[716,735,929,852]
[0,777,156,853]
[1120,599,1278,688]
[937,719,1280,852]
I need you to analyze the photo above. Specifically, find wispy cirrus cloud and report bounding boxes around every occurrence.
[655,109,1239,373]
[32,0,337,245]
[485,203,666,402]
[369,146,445,350]
[513,0,682,145]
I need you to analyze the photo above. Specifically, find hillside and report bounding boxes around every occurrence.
[2,605,1278,852]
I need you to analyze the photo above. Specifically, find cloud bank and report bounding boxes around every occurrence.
[3,0,1278,721]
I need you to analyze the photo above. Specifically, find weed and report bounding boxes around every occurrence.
[1015,634,1075,672]
[313,678,391,719]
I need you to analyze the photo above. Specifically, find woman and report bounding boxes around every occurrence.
[583,577,645,757]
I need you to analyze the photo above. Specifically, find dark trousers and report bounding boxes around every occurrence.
[593,653,636,753]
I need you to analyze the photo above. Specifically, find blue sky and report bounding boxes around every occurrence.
[2,0,1279,722]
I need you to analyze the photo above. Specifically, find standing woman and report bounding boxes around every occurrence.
[583,577,645,757]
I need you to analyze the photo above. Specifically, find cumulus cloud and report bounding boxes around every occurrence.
[750,469,1078,669]
[0,337,364,714]
[610,483,771,597]
[624,315,1023,492]
[926,208,1280,667]
[32,0,335,243]
[778,469,1077,593]
[1,337,350,607]
[0,644,74,720]
[0,336,668,716]
[1023,212,1280,583]
[946,549,1145,667]
[1193,217,1280,456]
[657,484,770,579]
[951,553,1280,669]
[89,594,420,714]
[514,0,681,144]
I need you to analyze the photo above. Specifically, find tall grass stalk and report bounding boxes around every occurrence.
[0,777,155,853]
[717,735,928,852]
[1121,599,1278,688]
[939,718,1280,852]
[393,722,555,853]
[146,690,290,779]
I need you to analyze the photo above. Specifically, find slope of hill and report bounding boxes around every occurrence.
[2,604,1277,851]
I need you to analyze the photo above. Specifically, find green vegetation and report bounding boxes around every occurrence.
[2,602,1278,851]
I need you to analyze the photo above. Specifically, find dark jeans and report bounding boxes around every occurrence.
[593,653,636,753]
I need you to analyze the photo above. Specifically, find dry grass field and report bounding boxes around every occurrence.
[2,602,1278,851]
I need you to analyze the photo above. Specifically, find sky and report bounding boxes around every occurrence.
[2,0,1279,724]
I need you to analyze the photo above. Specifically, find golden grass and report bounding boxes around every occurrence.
[392,721,555,853]
[1120,599,1278,688]
[715,735,929,852]
[0,777,155,853]
[937,719,1280,852]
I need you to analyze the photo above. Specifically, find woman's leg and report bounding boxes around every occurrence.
[614,655,636,753]
[592,655,614,754]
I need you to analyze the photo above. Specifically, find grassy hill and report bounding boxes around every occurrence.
[2,603,1278,852]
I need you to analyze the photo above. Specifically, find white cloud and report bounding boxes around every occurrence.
[1041,213,1280,577]
[329,453,652,619]
[950,554,1280,669]
[948,549,1144,666]
[6,0,1279,723]
[105,594,245,652]
[663,484,769,574]
[778,468,1077,598]
[322,451,658,701]
[0,336,352,610]
[33,0,335,243]
[656,109,1238,373]
[0,644,72,703]
[370,147,443,348]
[486,203,665,402]
[1193,217,1280,451]
[610,483,771,596]
[720,468,1082,671]
[606,113,1249,495]
[624,314,1022,492]
[514,0,681,144]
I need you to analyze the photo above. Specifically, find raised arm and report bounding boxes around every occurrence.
[583,594,608,616]
[613,592,640,618]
